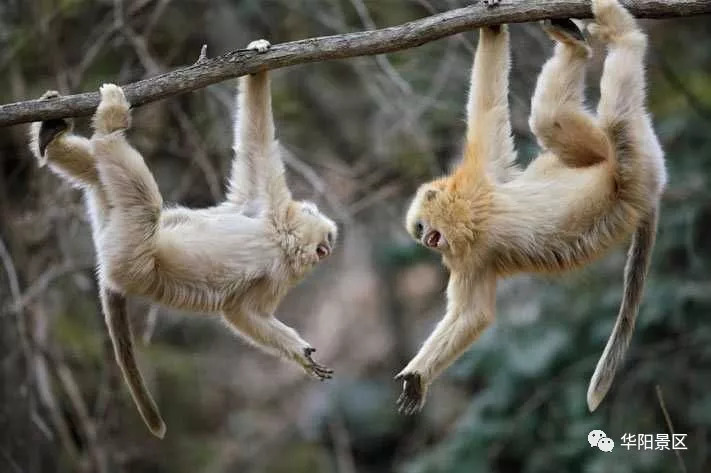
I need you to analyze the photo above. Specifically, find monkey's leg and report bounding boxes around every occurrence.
[29,93,111,240]
[224,311,333,380]
[529,20,610,167]
[465,25,518,181]
[395,274,495,414]
[592,0,657,195]
[90,84,164,291]
[29,92,102,187]
[592,0,647,130]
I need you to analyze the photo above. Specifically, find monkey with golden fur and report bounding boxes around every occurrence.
[29,40,337,438]
[396,0,666,415]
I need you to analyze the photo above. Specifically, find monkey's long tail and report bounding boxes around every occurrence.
[101,287,166,438]
[586,205,658,412]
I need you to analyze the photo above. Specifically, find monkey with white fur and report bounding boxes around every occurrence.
[29,39,337,438]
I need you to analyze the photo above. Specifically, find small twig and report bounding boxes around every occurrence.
[196,44,208,64]
[281,145,353,225]
[7,261,86,314]
[656,385,688,473]
[172,103,223,201]
[56,360,108,473]
[0,237,21,309]
[0,447,24,473]
[349,0,413,95]
[32,308,80,463]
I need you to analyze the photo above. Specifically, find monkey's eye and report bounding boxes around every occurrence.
[327,232,334,246]
[413,222,424,239]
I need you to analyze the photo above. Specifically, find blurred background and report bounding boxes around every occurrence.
[1,1,710,472]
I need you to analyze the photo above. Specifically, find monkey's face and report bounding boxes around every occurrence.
[406,178,489,258]
[290,201,338,265]
[406,181,451,253]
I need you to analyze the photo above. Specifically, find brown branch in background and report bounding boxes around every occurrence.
[656,385,688,473]
[1,0,710,127]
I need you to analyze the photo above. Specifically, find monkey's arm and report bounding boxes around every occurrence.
[226,40,291,211]
[223,310,332,380]
[464,26,518,182]
[396,271,496,414]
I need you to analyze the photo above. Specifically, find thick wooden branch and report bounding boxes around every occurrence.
[2,0,709,127]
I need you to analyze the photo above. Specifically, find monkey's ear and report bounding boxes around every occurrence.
[425,189,438,201]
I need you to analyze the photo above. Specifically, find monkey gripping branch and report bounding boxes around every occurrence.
[0,0,709,127]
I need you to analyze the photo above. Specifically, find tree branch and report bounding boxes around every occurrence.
[2,0,709,127]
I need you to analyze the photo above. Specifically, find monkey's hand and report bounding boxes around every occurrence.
[247,39,271,53]
[301,347,333,381]
[395,371,428,415]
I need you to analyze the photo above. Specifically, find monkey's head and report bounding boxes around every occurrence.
[406,176,491,259]
[285,200,338,268]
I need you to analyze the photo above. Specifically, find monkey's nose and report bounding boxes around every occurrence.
[413,221,424,239]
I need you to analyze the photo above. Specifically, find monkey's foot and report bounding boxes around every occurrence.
[483,0,500,7]
[39,90,61,100]
[543,19,586,44]
[38,119,70,157]
[94,83,131,134]
[247,39,271,53]
[542,19,591,56]
[34,91,71,158]
[588,0,641,45]
[395,372,426,415]
[303,347,333,381]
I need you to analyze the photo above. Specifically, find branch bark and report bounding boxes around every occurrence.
[2,0,709,127]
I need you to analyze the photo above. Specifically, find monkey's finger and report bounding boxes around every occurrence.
[542,18,587,43]
[313,367,334,378]
[396,390,408,407]
[310,362,333,374]
[403,397,419,415]
[397,390,418,415]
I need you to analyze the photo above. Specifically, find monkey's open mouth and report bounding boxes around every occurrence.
[316,243,331,259]
[424,230,441,248]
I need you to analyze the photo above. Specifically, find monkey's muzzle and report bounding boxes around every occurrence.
[316,243,331,259]
[424,230,442,249]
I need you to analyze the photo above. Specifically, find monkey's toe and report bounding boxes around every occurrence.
[246,39,271,53]
[38,118,70,156]
[99,83,130,108]
[39,90,61,100]
[95,84,131,133]
[395,372,425,415]
[303,347,333,381]
[542,19,588,45]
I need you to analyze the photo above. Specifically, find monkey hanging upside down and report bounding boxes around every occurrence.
[29,40,337,438]
[397,0,666,415]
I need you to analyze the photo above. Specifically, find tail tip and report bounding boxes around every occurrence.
[587,391,602,412]
[150,419,167,439]
[586,378,607,412]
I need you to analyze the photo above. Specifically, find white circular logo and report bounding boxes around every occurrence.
[588,429,614,452]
